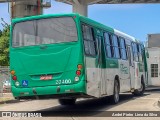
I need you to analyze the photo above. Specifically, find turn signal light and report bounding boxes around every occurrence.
[76,70,81,76]
[77,64,82,70]
[12,76,17,81]
[10,70,15,75]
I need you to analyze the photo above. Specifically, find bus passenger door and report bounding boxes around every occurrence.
[84,26,102,98]
[127,46,135,89]
[85,27,105,98]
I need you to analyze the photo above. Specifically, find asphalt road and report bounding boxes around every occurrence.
[0,90,160,120]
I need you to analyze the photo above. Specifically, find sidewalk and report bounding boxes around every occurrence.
[0,93,17,104]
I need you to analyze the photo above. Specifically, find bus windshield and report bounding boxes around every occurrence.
[12,17,78,47]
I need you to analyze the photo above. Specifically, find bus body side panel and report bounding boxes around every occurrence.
[104,59,119,95]
[118,59,131,92]
[114,29,145,91]
[114,30,133,92]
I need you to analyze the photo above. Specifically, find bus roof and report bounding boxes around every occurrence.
[12,13,78,24]
[114,29,139,43]
[79,15,114,33]
[79,15,140,43]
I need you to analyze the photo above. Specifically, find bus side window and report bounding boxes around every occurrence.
[112,35,120,59]
[132,42,138,62]
[138,44,142,62]
[141,45,144,61]
[82,24,96,56]
[131,43,135,61]
[109,34,114,58]
[117,37,122,59]
[120,37,127,60]
[136,44,140,62]
[104,32,112,58]
[132,43,135,61]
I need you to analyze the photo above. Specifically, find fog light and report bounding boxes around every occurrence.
[75,77,79,82]
[15,81,20,86]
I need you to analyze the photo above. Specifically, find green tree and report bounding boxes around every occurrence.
[0,30,2,36]
[0,25,10,66]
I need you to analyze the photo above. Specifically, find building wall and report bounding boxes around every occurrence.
[146,48,160,86]
[148,34,160,48]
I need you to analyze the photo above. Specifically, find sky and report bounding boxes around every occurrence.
[0,1,160,42]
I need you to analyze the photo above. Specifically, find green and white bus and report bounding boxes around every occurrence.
[10,13,147,105]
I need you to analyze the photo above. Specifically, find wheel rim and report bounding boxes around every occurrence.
[114,82,119,103]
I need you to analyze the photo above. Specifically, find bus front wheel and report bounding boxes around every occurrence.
[58,98,76,105]
[132,80,145,96]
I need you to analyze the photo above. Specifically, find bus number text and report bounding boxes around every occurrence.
[56,79,72,85]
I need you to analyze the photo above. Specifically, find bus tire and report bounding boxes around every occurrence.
[58,98,76,105]
[110,80,120,104]
[132,79,145,96]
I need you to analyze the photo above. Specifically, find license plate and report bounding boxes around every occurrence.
[40,75,52,80]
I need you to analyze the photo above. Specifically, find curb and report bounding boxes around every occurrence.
[158,99,160,108]
[0,99,19,105]
[145,88,160,92]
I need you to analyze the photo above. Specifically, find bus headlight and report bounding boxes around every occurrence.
[75,77,79,82]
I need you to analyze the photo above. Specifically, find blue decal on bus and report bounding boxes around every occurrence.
[22,80,28,87]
